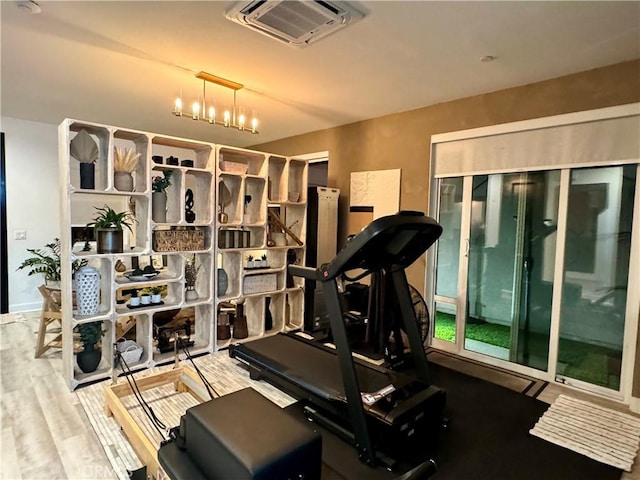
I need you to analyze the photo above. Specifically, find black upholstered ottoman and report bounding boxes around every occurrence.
[159,387,322,480]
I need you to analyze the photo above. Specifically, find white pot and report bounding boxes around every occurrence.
[140,295,151,305]
[151,294,162,304]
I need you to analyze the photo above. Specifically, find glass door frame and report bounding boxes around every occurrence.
[428,161,640,404]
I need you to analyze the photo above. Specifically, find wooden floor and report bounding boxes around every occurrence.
[1,311,638,479]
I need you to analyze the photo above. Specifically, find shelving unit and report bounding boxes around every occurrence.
[215,147,308,349]
[59,119,308,390]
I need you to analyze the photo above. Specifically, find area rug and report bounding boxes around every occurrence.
[76,351,296,480]
[530,394,640,471]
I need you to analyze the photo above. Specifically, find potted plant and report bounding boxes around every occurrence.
[70,129,99,189]
[129,289,140,307]
[113,146,140,192]
[152,170,173,223]
[149,285,163,304]
[246,255,255,269]
[139,288,151,306]
[76,321,105,373]
[87,205,136,254]
[17,238,88,287]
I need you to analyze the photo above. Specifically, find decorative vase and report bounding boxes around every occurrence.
[233,304,249,339]
[217,269,228,296]
[152,191,167,223]
[265,297,273,331]
[185,289,199,301]
[217,312,231,340]
[76,266,100,316]
[114,171,134,192]
[79,163,95,189]
[96,228,123,254]
[77,344,101,373]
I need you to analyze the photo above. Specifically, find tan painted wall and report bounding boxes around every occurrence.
[252,60,640,294]
[252,60,640,397]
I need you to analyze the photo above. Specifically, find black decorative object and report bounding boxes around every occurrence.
[77,345,101,373]
[185,188,196,223]
[79,163,95,189]
[286,249,297,288]
[181,159,194,167]
[166,156,179,166]
[152,155,163,164]
[265,297,273,331]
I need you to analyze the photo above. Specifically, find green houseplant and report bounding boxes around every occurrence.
[17,238,88,286]
[76,321,105,373]
[152,170,172,223]
[87,205,136,254]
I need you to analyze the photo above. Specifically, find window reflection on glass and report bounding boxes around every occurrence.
[436,177,463,298]
[558,165,636,390]
[434,177,463,344]
[465,171,560,370]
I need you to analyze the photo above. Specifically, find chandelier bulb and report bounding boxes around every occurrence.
[209,106,215,124]
[223,110,231,127]
[192,102,199,120]
[174,97,183,116]
[251,117,258,134]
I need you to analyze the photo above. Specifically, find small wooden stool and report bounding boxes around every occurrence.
[35,285,63,358]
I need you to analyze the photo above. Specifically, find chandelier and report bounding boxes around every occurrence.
[172,71,259,134]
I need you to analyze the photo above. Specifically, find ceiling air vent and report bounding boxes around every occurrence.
[225,0,364,47]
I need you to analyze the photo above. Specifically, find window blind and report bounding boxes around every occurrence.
[432,108,640,178]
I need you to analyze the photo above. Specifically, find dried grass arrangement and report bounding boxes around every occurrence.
[114,147,141,173]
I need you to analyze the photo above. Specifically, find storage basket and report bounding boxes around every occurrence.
[243,273,277,295]
[219,160,248,174]
[116,339,143,365]
[153,229,205,252]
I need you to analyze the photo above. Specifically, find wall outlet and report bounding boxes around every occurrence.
[14,230,27,240]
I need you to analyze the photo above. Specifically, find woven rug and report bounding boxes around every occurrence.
[76,351,296,480]
[530,394,640,471]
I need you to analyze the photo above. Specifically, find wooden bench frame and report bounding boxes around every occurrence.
[104,367,209,479]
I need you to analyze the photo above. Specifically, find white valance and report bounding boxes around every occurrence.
[432,104,640,178]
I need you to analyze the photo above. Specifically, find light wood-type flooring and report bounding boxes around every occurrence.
[1,311,639,479]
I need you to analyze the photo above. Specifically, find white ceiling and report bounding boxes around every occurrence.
[1,1,639,148]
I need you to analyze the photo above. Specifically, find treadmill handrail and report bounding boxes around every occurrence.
[288,264,321,281]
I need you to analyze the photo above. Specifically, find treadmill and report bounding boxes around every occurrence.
[230,211,446,469]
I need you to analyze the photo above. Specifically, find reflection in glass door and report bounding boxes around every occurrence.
[466,171,560,370]
[557,165,637,390]
[434,178,463,344]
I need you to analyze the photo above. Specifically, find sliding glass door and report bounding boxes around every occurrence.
[557,165,637,390]
[431,165,637,395]
[465,171,559,371]
[434,177,463,344]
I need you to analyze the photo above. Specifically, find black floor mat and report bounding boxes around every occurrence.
[286,362,622,480]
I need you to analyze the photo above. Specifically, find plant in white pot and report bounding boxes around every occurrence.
[152,170,172,223]
[87,205,136,254]
[113,146,140,192]
[149,285,163,304]
[70,129,99,189]
[76,321,105,373]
